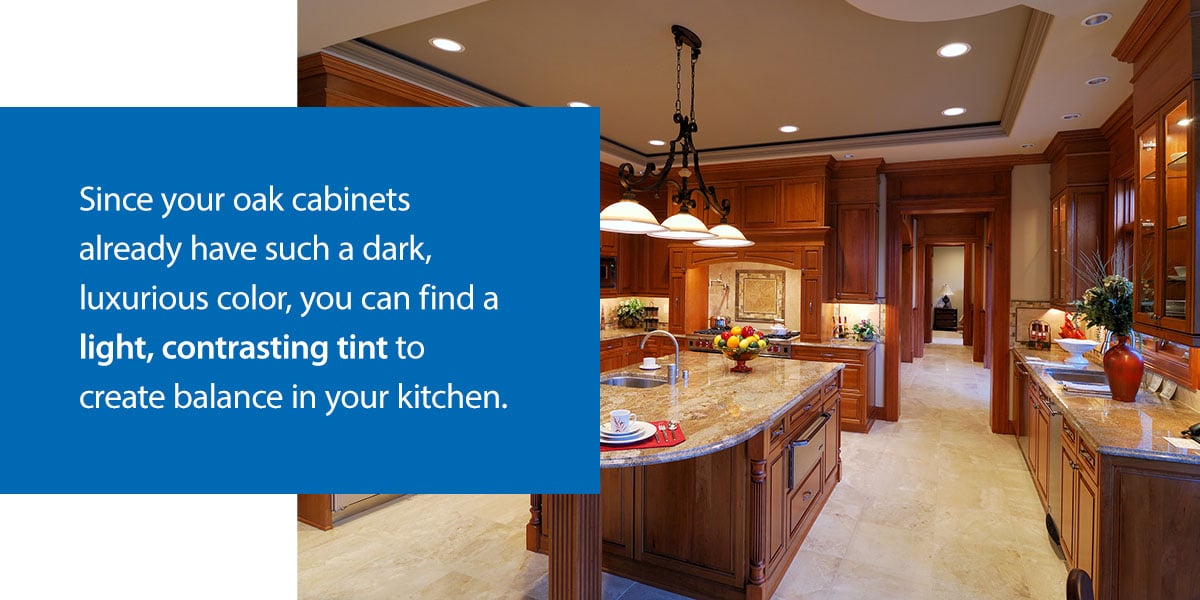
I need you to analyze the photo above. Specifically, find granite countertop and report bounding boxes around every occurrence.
[1012,347,1200,465]
[791,339,878,351]
[600,352,842,469]
[599,328,672,342]
[601,327,877,351]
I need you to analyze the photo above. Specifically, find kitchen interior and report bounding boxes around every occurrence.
[296,1,1200,599]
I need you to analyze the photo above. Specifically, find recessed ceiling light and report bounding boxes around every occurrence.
[1062,113,1081,120]
[1021,143,1035,149]
[779,125,799,133]
[429,37,465,52]
[1081,13,1112,27]
[843,153,855,159]
[648,139,666,146]
[1086,76,1110,86]
[567,101,590,108]
[941,107,966,116]
[1178,118,1194,126]
[937,42,971,58]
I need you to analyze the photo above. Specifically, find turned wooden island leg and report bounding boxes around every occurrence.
[547,493,601,600]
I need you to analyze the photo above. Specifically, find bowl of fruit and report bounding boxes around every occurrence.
[713,325,766,373]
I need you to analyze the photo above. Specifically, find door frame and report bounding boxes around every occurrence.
[883,166,1013,434]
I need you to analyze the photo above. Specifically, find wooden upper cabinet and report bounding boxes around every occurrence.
[740,181,782,229]
[833,202,877,301]
[738,178,828,231]
[1044,130,1108,308]
[1132,90,1199,344]
[781,178,825,228]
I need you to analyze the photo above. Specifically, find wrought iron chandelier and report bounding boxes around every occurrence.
[599,24,753,247]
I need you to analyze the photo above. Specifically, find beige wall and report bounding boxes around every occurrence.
[1011,163,1052,300]
[931,246,965,308]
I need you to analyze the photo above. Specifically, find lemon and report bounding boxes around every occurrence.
[739,337,751,349]
[713,335,722,346]
[730,326,742,336]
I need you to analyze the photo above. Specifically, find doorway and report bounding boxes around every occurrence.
[929,245,966,345]
[883,165,1013,434]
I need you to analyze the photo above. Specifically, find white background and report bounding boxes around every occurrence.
[1,1,297,597]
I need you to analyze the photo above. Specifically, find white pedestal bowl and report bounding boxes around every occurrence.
[1055,338,1099,365]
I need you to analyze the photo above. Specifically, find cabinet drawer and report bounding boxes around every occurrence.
[600,338,627,353]
[791,346,863,365]
[1061,417,1078,448]
[1076,435,1098,479]
[788,459,823,538]
[785,394,822,432]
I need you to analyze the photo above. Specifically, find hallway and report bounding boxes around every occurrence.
[297,341,1068,599]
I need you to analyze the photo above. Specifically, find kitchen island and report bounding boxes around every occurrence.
[528,352,843,600]
[1012,348,1200,599]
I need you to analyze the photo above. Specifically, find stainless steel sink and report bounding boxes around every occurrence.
[601,375,669,388]
[1044,369,1109,385]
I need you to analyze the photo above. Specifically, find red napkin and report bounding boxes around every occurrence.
[600,420,686,452]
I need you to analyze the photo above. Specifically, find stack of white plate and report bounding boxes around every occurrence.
[600,421,656,444]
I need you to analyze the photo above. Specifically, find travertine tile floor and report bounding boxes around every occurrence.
[298,334,1067,599]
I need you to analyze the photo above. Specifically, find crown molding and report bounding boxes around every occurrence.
[1113,0,1182,63]
[1000,10,1054,133]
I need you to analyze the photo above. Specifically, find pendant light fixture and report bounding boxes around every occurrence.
[608,24,753,247]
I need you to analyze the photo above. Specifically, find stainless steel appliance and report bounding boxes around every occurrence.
[331,494,402,523]
[686,327,800,358]
[601,257,617,290]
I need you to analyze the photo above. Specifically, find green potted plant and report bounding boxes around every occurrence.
[616,298,646,329]
[850,319,878,341]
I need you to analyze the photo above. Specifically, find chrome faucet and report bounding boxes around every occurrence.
[641,329,680,385]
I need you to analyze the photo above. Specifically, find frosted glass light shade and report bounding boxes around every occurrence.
[600,199,665,233]
[648,211,715,240]
[694,223,754,247]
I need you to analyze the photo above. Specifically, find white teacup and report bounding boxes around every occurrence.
[642,357,658,369]
[610,409,638,433]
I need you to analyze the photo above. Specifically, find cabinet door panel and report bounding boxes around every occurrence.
[767,449,787,568]
[782,179,823,228]
[1059,446,1077,566]
[834,202,877,300]
[601,468,635,557]
[741,181,781,229]
[801,275,822,341]
[638,447,741,580]
[1076,471,1098,586]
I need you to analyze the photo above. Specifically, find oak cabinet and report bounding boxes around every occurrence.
[703,183,742,229]
[740,181,782,230]
[781,178,824,228]
[739,178,827,231]
[1049,186,1104,306]
[600,334,676,373]
[790,345,875,433]
[1134,91,1199,344]
[1059,418,1098,597]
[535,378,841,600]
[832,201,877,301]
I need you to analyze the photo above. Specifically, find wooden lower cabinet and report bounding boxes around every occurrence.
[600,335,677,373]
[790,345,875,432]
[1058,417,1099,598]
[529,378,842,600]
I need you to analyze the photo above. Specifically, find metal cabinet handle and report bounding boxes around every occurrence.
[1079,446,1095,467]
[802,491,813,502]
[771,423,785,440]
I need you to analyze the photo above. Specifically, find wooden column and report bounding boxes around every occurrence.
[547,494,601,600]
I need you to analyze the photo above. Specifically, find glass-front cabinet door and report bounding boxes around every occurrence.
[1134,89,1198,345]
[1136,120,1159,322]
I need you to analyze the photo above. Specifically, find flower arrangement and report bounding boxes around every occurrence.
[615,298,646,328]
[850,319,878,341]
[1071,253,1133,336]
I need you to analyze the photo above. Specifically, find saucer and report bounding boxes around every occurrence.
[601,421,656,444]
[601,421,646,436]
[639,364,661,370]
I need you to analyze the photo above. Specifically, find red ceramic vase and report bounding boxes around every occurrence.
[1103,335,1144,402]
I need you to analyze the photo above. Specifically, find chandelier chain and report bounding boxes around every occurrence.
[675,44,682,115]
[690,55,697,121]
